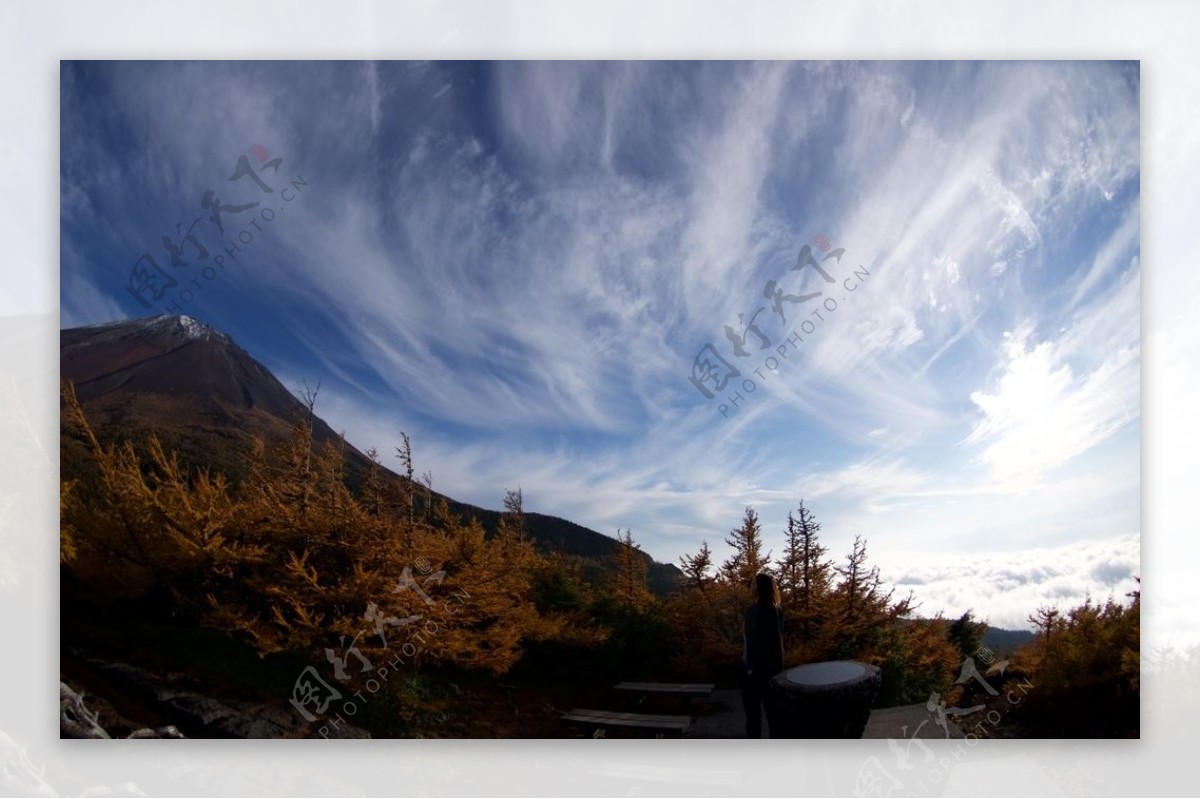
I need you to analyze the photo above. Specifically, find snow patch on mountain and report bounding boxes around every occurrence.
[146,314,229,344]
[67,314,232,348]
[177,314,210,340]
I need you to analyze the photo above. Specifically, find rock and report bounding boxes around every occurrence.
[86,659,162,689]
[215,716,289,739]
[66,652,319,738]
[126,726,185,739]
[213,705,303,739]
[61,681,188,740]
[167,694,237,726]
[61,681,111,739]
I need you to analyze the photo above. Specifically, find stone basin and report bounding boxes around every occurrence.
[766,660,882,738]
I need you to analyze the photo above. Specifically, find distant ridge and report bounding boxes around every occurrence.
[982,626,1035,654]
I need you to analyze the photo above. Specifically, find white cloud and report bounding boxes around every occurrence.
[883,533,1140,631]
[964,265,1139,487]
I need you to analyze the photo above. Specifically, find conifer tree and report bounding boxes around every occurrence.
[721,506,770,589]
[283,379,321,520]
[613,528,652,611]
[679,540,714,593]
[363,447,385,518]
[777,505,830,606]
[837,534,874,623]
[498,488,526,541]
[395,432,416,559]
[828,534,913,659]
[947,610,987,660]
[776,500,833,652]
[778,511,803,604]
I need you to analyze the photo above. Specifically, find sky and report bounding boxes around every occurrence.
[59,60,1140,631]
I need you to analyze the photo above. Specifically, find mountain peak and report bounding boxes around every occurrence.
[146,314,228,343]
[69,314,231,346]
[60,314,280,418]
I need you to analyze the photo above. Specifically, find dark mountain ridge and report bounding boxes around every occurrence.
[60,315,682,594]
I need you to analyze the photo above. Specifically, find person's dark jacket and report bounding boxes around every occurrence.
[743,604,784,678]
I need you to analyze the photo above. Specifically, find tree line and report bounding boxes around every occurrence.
[60,380,1139,734]
[664,503,965,704]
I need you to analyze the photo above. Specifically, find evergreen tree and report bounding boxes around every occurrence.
[395,432,416,559]
[835,534,876,623]
[778,505,829,605]
[829,534,913,658]
[362,447,385,518]
[947,610,987,660]
[778,511,803,604]
[665,539,740,677]
[286,379,321,520]
[498,487,526,541]
[776,500,833,653]
[679,540,714,593]
[613,528,652,611]
[721,506,771,589]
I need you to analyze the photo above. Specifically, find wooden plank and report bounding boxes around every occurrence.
[561,714,687,731]
[561,717,688,733]
[614,682,715,696]
[568,708,691,723]
[561,708,691,732]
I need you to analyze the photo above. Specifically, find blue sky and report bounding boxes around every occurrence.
[60,61,1140,630]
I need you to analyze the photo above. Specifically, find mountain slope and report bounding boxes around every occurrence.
[61,315,344,466]
[60,315,682,594]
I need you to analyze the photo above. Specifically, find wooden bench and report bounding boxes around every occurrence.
[561,708,691,737]
[614,682,716,699]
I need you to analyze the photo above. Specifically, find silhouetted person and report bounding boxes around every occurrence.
[741,572,784,738]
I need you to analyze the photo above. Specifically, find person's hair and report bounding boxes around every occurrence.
[754,573,781,608]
